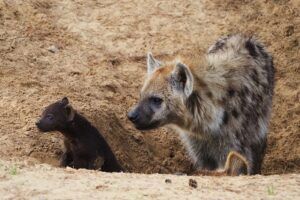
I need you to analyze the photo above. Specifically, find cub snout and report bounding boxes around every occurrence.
[35,120,42,130]
[35,119,51,132]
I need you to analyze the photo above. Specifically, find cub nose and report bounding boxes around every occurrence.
[35,120,41,127]
[127,110,139,122]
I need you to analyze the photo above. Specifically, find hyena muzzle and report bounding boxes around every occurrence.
[128,34,275,175]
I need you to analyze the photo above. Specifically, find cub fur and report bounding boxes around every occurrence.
[36,97,123,172]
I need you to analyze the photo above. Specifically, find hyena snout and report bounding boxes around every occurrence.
[35,120,41,126]
[35,119,51,132]
[35,120,42,129]
[127,107,139,123]
[127,103,160,131]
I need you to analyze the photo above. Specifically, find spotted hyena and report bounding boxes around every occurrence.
[128,34,275,175]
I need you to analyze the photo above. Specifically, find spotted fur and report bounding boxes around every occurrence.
[193,151,250,176]
[128,34,275,175]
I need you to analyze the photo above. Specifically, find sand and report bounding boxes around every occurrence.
[0,160,299,199]
[0,0,299,199]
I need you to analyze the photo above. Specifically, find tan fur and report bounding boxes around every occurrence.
[129,34,274,175]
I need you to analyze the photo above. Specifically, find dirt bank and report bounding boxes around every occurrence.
[0,0,299,176]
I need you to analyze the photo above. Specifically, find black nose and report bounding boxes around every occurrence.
[35,121,40,127]
[127,110,139,122]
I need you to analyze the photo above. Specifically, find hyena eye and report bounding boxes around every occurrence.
[46,114,54,120]
[149,97,163,106]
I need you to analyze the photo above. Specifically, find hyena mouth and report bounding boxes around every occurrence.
[36,126,50,133]
[35,122,54,133]
[133,120,161,131]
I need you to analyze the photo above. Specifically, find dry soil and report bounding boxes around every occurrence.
[0,0,299,199]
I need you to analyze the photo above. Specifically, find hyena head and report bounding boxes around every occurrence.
[127,53,194,130]
[36,97,75,132]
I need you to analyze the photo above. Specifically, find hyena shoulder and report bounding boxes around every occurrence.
[206,34,275,87]
[181,35,274,174]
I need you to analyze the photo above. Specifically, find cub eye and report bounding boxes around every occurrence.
[149,97,163,106]
[46,114,54,120]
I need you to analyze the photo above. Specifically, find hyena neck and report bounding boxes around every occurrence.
[181,73,226,136]
[59,113,90,140]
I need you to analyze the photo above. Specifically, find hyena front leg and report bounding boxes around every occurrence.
[191,151,249,176]
[60,140,73,167]
[60,151,73,167]
[72,157,90,169]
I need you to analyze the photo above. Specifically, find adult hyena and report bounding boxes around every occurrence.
[128,34,275,175]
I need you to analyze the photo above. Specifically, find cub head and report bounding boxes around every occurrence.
[36,97,75,132]
[127,53,194,130]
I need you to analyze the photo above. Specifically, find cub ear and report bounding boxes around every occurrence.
[224,151,249,176]
[61,97,69,106]
[65,105,75,121]
[171,62,194,97]
[147,52,162,75]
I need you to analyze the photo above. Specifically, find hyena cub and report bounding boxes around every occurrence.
[36,97,123,172]
[128,34,275,175]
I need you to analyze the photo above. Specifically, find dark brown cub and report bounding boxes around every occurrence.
[36,97,123,172]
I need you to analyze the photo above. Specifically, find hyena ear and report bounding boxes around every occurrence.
[172,62,194,97]
[65,105,75,121]
[147,52,162,75]
[61,97,69,106]
[224,151,249,176]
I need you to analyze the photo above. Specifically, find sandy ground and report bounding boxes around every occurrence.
[0,160,299,200]
[0,0,299,199]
